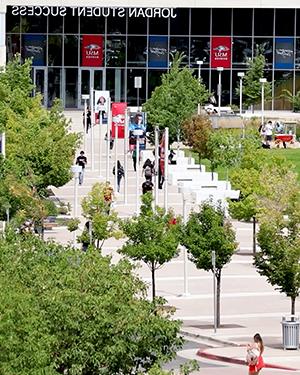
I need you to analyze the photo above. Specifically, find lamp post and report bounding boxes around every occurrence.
[259,78,267,126]
[134,76,142,112]
[217,67,224,117]
[237,72,244,116]
[212,250,217,333]
[196,60,204,115]
[134,129,144,215]
[71,165,82,247]
[154,126,159,207]
[81,94,89,151]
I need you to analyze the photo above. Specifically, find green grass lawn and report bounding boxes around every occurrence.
[185,148,300,182]
[268,148,300,180]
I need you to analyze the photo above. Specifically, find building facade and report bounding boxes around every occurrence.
[2,2,300,109]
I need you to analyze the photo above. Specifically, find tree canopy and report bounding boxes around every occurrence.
[0,234,183,374]
[256,207,300,315]
[181,201,237,327]
[0,56,79,225]
[238,54,272,109]
[143,53,210,144]
[119,194,181,299]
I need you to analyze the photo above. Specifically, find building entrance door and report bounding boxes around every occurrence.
[78,68,105,108]
[33,67,47,107]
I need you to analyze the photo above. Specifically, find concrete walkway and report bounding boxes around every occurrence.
[45,110,300,374]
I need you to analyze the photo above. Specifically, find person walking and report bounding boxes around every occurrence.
[103,181,114,214]
[113,160,124,192]
[142,179,154,195]
[246,333,265,375]
[83,106,91,133]
[132,147,137,172]
[142,158,154,181]
[76,150,87,185]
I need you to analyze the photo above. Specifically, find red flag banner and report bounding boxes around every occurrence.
[112,102,127,139]
[81,35,103,67]
[210,36,232,68]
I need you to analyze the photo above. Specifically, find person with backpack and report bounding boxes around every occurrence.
[142,158,153,181]
[246,333,264,374]
[142,179,154,195]
[112,160,125,193]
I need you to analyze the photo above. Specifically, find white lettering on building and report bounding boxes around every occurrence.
[9,6,177,18]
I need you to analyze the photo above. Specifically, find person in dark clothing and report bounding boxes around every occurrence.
[113,160,125,192]
[83,106,91,133]
[143,158,154,181]
[142,179,154,195]
[76,151,87,185]
[132,148,137,171]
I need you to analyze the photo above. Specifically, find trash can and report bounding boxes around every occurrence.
[282,316,300,350]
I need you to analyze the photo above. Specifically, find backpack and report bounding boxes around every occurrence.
[246,348,259,366]
[144,165,152,178]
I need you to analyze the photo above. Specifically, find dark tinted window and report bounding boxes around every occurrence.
[48,15,63,33]
[127,37,147,67]
[149,17,168,35]
[275,9,295,36]
[128,15,147,34]
[64,35,78,66]
[80,16,105,34]
[254,9,274,36]
[64,9,78,33]
[233,9,253,36]
[21,16,47,33]
[6,9,20,33]
[170,8,189,35]
[191,8,210,35]
[212,9,231,35]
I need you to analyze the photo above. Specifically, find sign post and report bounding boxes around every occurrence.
[94,90,110,176]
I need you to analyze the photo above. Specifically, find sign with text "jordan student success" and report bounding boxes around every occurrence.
[81,35,103,67]
[210,36,232,68]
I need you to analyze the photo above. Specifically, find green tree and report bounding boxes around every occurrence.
[181,201,237,327]
[206,129,241,180]
[143,53,210,144]
[119,194,181,300]
[229,143,295,254]
[256,208,300,315]
[79,182,122,249]
[0,234,183,374]
[239,54,272,110]
[181,114,212,169]
[0,56,79,224]
[280,89,300,112]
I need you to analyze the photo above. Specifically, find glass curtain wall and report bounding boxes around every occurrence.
[5,7,300,109]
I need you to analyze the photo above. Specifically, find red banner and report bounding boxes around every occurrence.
[210,36,232,68]
[112,102,127,139]
[81,35,103,67]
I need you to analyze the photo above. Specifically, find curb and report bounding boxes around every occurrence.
[180,329,240,347]
[197,350,298,372]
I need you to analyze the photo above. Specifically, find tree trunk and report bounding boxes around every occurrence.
[198,153,202,171]
[211,163,214,180]
[151,261,156,301]
[253,216,257,255]
[291,296,296,316]
[216,270,221,328]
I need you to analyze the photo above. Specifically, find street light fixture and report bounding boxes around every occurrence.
[237,72,244,116]
[71,165,82,247]
[217,67,224,117]
[259,78,267,125]
[196,60,204,115]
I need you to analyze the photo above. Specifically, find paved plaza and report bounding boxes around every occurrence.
[45,110,300,374]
